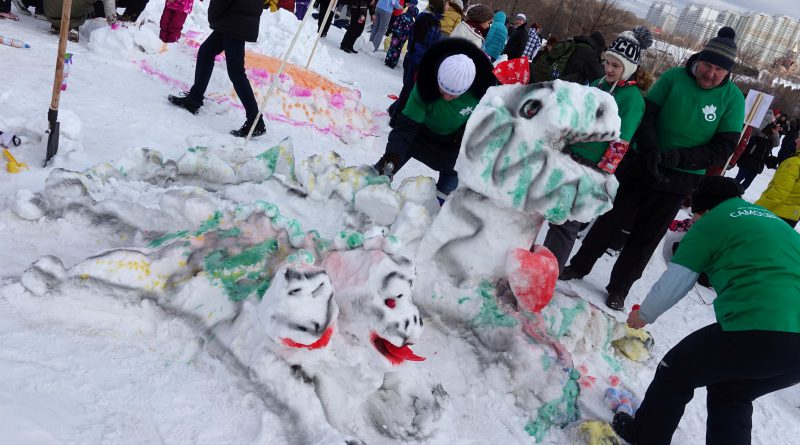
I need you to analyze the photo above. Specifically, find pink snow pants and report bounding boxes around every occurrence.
[159,7,189,43]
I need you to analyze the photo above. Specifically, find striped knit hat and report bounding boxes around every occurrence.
[697,27,737,71]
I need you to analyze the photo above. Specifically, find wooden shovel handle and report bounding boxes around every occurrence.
[50,0,73,111]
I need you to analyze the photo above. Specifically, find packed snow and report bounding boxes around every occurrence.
[1,3,799,445]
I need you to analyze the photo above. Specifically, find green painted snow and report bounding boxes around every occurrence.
[509,142,533,208]
[524,368,581,442]
[470,280,517,329]
[148,230,190,248]
[194,211,223,236]
[203,238,279,301]
[556,300,586,338]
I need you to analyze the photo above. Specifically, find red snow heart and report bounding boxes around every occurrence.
[281,326,335,350]
[371,332,426,365]
[506,246,559,313]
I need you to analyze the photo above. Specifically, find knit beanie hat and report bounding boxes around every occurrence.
[466,4,493,23]
[605,26,653,81]
[690,176,743,214]
[437,54,476,96]
[427,0,444,13]
[697,26,737,72]
[516,13,527,22]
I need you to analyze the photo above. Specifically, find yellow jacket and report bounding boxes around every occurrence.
[440,5,463,35]
[756,153,800,221]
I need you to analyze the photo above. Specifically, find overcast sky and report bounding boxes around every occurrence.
[618,0,795,20]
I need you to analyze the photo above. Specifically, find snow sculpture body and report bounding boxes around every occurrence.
[418,80,621,286]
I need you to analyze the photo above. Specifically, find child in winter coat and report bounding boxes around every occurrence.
[438,0,461,36]
[384,0,418,68]
[449,3,491,49]
[160,0,194,43]
[482,10,507,60]
[543,26,654,275]
[756,135,800,227]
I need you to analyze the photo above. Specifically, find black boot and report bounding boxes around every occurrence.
[231,116,266,137]
[168,92,203,115]
[605,292,626,311]
[558,265,586,281]
[611,412,636,443]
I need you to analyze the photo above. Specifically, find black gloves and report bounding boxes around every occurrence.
[645,149,681,183]
[375,153,401,178]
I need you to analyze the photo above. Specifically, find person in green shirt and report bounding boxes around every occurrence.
[542,26,652,272]
[612,176,800,445]
[374,38,496,204]
[561,27,746,311]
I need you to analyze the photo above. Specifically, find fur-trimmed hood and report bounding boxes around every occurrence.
[415,38,497,104]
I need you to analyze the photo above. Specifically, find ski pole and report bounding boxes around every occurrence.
[245,3,316,141]
[305,0,338,69]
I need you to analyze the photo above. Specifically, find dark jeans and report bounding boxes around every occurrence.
[316,0,334,36]
[734,166,759,191]
[568,176,685,299]
[340,10,364,50]
[189,31,259,121]
[631,323,800,445]
[381,128,460,199]
[543,220,584,273]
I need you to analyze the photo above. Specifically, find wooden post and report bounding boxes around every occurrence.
[305,0,339,69]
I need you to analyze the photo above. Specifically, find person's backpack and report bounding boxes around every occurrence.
[530,40,576,83]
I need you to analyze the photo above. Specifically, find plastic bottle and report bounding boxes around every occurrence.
[61,53,73,91]
[0,35,31,48]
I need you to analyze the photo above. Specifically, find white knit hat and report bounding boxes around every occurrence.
[437,54,476,96]
[516,13,527,22]
[604,26,653,81]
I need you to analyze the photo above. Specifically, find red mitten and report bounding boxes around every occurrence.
[493,57,531,85]
[506,246,558,313]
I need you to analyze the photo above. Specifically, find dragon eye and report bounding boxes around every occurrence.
[384,298,397,309]
[520,99,542,119]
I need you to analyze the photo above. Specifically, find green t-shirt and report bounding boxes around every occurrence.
[570,78,645,163]
[402,85,479,136]
[672,198,800,333]
[644,66,745,174]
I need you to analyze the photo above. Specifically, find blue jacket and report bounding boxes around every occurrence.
[376,0,401,13]
[482,11,508,60]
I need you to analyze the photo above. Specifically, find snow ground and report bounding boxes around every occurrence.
[1,4,799,445]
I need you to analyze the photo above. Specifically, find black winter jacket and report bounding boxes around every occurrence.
[504,24,528,59]
[387,38,497,155]
[738,125,779,174]
[209,0,263,42]
[561,34,605,85]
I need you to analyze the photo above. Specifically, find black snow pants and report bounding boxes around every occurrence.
[630,323,800,445]
[566,175,684,300]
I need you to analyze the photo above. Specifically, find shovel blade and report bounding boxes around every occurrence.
[45,120,59,165]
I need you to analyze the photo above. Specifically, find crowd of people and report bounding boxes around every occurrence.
[6,2,800,442]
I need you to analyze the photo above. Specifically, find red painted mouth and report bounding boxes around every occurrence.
[281,326,334,350]
[371,332,425,365]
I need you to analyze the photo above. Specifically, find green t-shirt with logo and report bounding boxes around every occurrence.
[672,198,800,333]
[402,85,478,136]
[643,66,745,174]
[570,78,645,163]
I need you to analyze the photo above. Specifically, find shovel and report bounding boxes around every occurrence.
[45,0,72,166]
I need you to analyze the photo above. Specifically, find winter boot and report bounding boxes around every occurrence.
[168,92,203,115]
[605,292,626,311]
[49,25,59,35]
[68,29,79,42]
[611,412,636,443]
[231,116,266,138]
[558,265,586,281]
